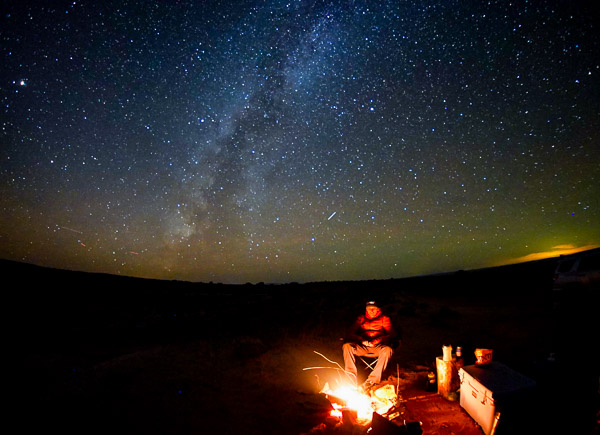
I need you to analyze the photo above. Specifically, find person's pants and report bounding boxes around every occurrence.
[343,342,393,385]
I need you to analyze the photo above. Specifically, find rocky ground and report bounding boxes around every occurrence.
[8,258,600,434]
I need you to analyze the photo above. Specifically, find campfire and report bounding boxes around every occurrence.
[304,351,400,428]
[321,382,398,425]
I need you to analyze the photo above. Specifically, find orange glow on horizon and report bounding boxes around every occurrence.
[497,244,600,266]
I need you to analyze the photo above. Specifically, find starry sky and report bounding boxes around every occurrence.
[1,0,599,284]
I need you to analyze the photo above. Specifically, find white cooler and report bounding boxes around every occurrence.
[459,362,535,435]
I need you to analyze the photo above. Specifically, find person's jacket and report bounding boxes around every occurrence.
[348,313,397,347]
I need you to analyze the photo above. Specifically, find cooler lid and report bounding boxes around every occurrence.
[461,361,536,395]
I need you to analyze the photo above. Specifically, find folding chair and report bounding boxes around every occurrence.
[359,353,379,372]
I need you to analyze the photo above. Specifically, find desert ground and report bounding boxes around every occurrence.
[9,258,599,434]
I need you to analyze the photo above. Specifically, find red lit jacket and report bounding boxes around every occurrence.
[348,313,396,346]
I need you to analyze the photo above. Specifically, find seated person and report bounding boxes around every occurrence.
[342,300,398,389]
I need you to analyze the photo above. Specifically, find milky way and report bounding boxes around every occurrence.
[1,1,599,283]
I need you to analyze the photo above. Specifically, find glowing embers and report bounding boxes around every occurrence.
[321,382,397,425]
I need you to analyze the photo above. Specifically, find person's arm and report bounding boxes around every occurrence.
[345,317,365,344]
[372,316,397,346]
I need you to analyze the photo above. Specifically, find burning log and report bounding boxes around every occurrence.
[305,351,404,431]
[320,382,399,426]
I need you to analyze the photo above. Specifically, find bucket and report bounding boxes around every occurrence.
[474,348,493,366]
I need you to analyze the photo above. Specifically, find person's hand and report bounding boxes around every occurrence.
[362,340,373,347]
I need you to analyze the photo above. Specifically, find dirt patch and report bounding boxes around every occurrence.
[10,259,600,434]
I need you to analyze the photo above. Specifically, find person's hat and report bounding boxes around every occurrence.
[366,300,378,307]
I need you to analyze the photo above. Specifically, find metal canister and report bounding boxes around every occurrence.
[425,371,436,392]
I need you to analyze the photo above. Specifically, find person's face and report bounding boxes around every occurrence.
[365,306,380,318]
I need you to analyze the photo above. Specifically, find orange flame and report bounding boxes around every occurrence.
[321,383,396,425]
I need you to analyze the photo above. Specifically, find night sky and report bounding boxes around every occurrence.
[1,1,599,284]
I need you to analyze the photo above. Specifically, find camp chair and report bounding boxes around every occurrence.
[358,339,401,379]
[359,352,379,372]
